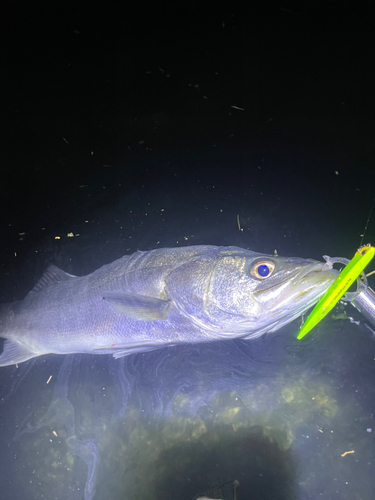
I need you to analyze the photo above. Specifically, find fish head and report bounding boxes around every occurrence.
[165,246,338,338]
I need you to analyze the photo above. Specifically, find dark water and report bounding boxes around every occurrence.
[2,1,375,499]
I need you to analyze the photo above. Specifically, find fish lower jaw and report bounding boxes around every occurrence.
[260,295,326,335]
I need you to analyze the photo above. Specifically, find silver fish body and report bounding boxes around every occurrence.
[0,245,338,366]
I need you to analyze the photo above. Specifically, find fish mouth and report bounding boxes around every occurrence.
[253,260,338,311]
[285,265,338,313]
[294,261,337,294]
[244,262,338,334]
[293,263,328,291]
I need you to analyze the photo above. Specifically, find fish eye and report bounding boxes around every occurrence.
[249,260,275,280]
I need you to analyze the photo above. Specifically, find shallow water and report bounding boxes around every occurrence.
[1,159,375,500]
[1,303,374,500]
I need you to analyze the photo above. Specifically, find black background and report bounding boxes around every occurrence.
[3,0,375,287]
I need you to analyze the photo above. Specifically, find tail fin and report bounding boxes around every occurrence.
[0,302,16,331]
[0,302,35,367]
[0,340,35,366]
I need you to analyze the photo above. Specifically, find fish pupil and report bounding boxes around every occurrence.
[257,264,270,277]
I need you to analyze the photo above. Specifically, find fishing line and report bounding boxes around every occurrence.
[298,192,375,339]
[360,194,375,277]
[360,195,375,248]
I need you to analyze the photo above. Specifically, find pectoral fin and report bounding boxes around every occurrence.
[102,292,171,321]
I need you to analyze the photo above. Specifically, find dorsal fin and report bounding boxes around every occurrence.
[29,265,77,294]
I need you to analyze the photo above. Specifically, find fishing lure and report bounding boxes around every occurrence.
[297,245,375,339]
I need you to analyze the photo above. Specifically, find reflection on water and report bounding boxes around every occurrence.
[1,316,374,500]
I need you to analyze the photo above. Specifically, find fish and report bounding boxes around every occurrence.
[0,245,338,367]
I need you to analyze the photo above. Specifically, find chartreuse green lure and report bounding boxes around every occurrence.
[297,245,375,339]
